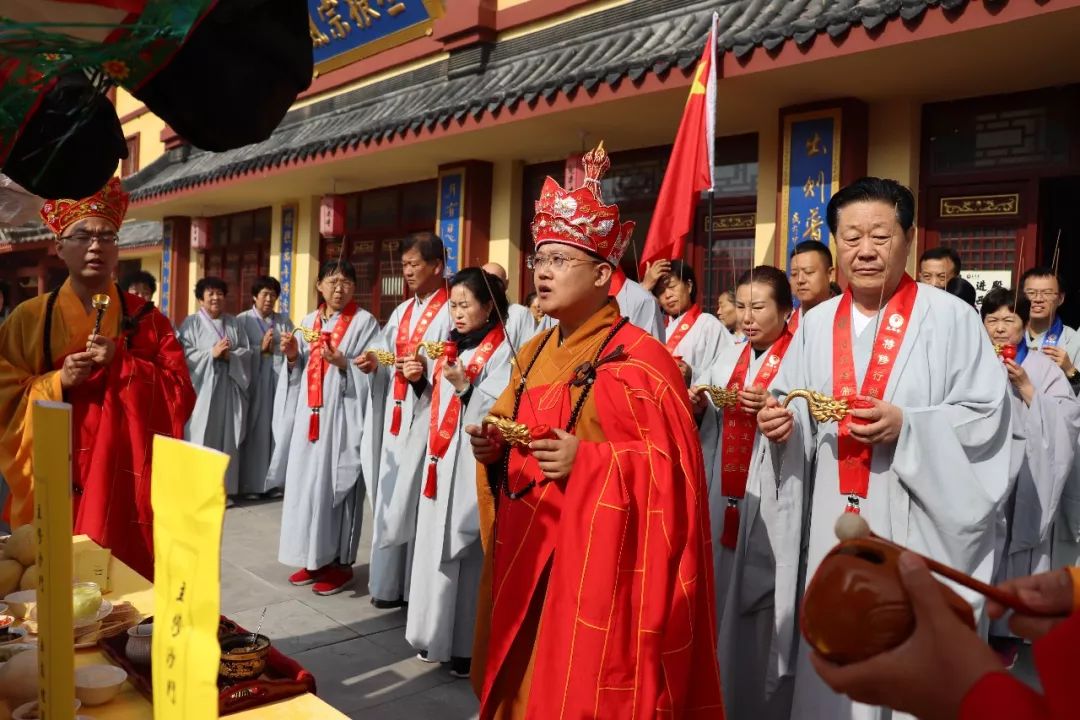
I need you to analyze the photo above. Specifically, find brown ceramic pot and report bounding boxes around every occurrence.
[218,633,271,681]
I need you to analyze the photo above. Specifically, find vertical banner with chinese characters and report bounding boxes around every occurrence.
[779,109,842,270]
[309,0,444,73]
[33,401,76,720]
[437,168,465,275]
[279,205,297,314]
[152,436,228,720]
[161,220,173,319]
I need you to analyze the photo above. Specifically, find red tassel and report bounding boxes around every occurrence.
[720,503,739,550]
[423,461,438,499]
[844,504,861,515]
[389,403,402,436]
[308,411,320,442]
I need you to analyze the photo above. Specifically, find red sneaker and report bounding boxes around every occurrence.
[312,566,353,596]
[289,567,325,586]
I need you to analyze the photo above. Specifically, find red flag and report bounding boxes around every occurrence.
[639,16,717,276]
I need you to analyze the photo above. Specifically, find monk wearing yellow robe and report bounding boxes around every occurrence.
[0,178,195,578]
[465,145,723,718]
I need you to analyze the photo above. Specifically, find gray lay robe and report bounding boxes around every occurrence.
[403,337,513,661]
[179,311,252,495]
[698,339,794,720]
[752,286,1011,720]
[505,303,538,350]
[538,276,666,341]
[237,308,294,495]
[667,309,732,384]
[993,349,1080,624]
[361,292,452,602]
[269,306,380,570]
[1026,320,1080,368]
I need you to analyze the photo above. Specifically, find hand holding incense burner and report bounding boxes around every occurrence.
[291,326,320,343]
[482,415,555,449]
[701,385,739,409]
[782,389,850,423]
[801,514,1047,665]
[994,343,1018,361]
[87,293,110,349]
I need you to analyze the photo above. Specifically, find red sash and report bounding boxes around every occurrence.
[390,289,448,436]
[306,301,358,442]
[423,325,505,499]
[665,304,702,354]
[833,274,917,513]
[609,268,627,297]
[719,330,794,548]
[787,308,801,333]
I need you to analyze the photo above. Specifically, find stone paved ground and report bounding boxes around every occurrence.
[221,498,479,719]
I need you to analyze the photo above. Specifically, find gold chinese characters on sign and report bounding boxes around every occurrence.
[939,194,1020,218]
[703,213,756,233]
[311,0,408,46]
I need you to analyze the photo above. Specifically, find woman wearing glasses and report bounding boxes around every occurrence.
[270,259,380,596]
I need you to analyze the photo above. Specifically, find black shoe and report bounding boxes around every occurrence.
[449,657,471,679]
[370,597,406,609]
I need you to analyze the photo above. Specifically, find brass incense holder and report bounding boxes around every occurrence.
[483,415,534,448]
[702,385,738,408]
[90,293,110,336]
[783,389,849,423]
[364,348,396,366]
[291,326,321,343]
[418,340,446,359]
[994,343,1017,361]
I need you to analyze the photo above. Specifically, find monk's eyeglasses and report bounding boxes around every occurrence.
[61,231,119,246]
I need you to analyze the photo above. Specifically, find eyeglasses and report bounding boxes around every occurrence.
[526,253,600,272]
[321,279,355,290]
[1024,289,1059,300]
[60,231,119,246]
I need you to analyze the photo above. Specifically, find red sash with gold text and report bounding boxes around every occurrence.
[390,289,448,436]
[832,274,917,513]
[787,308,801,333]
[306,301,358,442]
[423,325,505,499]
[665,304,702,354]
[719,330,794,548]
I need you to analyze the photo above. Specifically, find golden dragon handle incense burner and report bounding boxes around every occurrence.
[782,389,850,423]
[702,385,739,409]
[291,326,321,343]
[418,340,446,359]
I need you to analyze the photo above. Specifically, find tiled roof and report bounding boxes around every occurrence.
[125,0,997,202]
[0,218,162,249]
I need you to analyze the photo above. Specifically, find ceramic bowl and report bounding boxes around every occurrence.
[3,590,35,620]
[125,623,153,665]
[75,663,128,706]
[12,699,81,720]
[218,633,271,681]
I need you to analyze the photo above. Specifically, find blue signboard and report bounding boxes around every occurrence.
[308,0,443,73]
[437,169,464,275]
[160,220,172,319]
[779,109,842,271]
[279,206,296,314]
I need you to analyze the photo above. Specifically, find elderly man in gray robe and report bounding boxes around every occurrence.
[356,232,452,608]
[179,276,252,504]
[481,262,537,349]
[238,275,294,498]
[754,177,1011,720]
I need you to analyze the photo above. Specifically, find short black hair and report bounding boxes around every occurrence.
[790,240,833,268]
[826,177,916,236]
[524,291,538,307]
[399,231,445,265]
[195,276,228,300]
[251,275,282,298]
[945,275,976,309]
[451,267,509,324]
[919,246,962,274]
[1019,266,1062,291]
[736,265,794,312]
[317,259,357,284]
[120,270,157,295]
[652,259,698,303]
[980,286,1030,325]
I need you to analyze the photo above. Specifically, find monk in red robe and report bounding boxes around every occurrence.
[465,144,723,718]
[0,178,195,578]
[811,553,1080,720]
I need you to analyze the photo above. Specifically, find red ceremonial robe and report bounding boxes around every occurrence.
[473,299,723,719]
[0,281,195,579]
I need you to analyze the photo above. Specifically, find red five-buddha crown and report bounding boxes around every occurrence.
[531,142,635,265]
[40,177,129,236]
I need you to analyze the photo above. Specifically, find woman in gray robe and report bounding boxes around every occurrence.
[237,275,294,497]
[268,260,379,596]
[178,276,251,499]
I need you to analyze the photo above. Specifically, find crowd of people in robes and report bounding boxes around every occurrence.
[5,159,1080,719]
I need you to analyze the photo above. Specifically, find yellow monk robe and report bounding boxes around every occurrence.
[0,280,194,577]
[473,300,724,719]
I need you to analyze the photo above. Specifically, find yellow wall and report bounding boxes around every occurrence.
[139,255,161,290]
[121,112,167,174]
[114,88,141,118]
[488,159,524,302]
[754,119,780,267]
[867,98,922,275]
[291,196,322,320]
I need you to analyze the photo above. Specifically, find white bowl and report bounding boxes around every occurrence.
[2,590,35,619]
[12,699,81,720]
[75,663,128,706]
